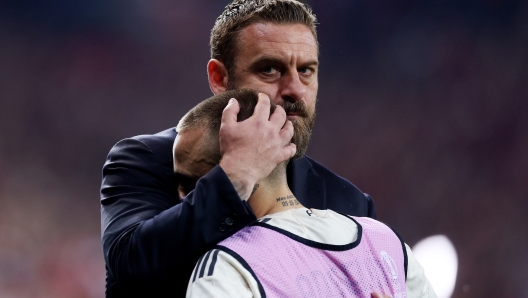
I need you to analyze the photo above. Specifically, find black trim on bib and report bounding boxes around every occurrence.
[386,227,408,280]
[337,212,409,280]
[250,217,363,251]
[215,245,267,298]
[259,217,272,224]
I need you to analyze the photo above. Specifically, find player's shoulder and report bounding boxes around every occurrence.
[188,248,258,298]
[189,248,251,284]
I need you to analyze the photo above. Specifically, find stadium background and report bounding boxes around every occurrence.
[0,0,526,296]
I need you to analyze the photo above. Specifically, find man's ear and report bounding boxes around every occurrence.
[207,59,229,95]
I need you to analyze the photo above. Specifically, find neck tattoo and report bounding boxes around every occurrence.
[251,184,260,195]
[275,195,299,207]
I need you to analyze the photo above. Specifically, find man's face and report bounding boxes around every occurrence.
[173,127,216,200]
[227,22,319,158]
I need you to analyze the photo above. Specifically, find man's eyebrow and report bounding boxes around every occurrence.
[299,60,319,68]
[250,55,286,67]
[249,55,319,68]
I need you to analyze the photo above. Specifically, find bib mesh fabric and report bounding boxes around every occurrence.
[218,216,407,298]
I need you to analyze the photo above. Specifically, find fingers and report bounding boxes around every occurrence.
[279,119,294,140]
[255,92,287,126]
[219,93,297,199]
[221,98,240,125]
[277,119,295,160]
[269,104,287,126]
[252,93,272,120]
[282,143,296,160]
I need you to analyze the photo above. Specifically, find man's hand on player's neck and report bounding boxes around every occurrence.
[219,94,296,201]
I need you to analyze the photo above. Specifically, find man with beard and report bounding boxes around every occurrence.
[101,1,377,297]
[176,89,435,298]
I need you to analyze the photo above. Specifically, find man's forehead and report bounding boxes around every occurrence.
[238,22,318,52]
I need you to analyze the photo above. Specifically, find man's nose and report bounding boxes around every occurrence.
[280,70,305,103]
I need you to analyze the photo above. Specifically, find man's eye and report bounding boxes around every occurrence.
[299,67,314,75]
[261,66,278,75]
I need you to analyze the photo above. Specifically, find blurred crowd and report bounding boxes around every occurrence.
[0,0,526,297]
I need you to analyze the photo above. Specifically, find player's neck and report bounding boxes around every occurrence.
[247,176,304,219]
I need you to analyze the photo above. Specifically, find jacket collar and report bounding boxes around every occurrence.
[287,156,327,209]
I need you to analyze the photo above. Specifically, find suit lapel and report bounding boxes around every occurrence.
[287,157,327,210]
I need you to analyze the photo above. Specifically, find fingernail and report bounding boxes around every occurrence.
[228,98,234,104]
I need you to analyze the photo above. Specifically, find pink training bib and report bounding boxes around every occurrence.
[218,216,407,298]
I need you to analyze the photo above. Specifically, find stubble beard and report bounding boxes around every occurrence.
[281,100,316,159]
[227,77,316,159]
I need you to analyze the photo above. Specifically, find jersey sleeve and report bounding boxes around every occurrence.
[100,134,257,296]
[186,249,260,298]
[404,243,438,298]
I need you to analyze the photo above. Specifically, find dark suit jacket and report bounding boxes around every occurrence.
[101,128,376,297]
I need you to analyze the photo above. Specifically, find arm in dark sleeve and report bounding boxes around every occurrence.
[101,136,256,297]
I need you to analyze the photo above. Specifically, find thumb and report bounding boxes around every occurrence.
[222,98,240,125]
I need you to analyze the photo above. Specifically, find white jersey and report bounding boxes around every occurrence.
[186,208,436,298]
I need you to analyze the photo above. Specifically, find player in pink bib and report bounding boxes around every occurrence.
[217,216,407,297]
[174,89,436,298]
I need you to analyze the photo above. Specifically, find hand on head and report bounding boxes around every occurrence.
[219,93,296,200]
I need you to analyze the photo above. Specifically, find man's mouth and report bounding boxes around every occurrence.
[281,101,309,118]
[286,113,303,121]
[286,110,307,117]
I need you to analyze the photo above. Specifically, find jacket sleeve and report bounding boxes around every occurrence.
[100,135,256,296]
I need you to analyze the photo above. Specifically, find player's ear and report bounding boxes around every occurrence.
[207,59,228,95]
